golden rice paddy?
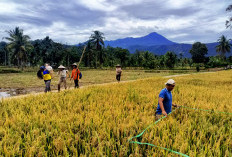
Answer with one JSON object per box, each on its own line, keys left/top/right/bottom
{"left": 0, "top": 70, "right": 231, "bottom": 156}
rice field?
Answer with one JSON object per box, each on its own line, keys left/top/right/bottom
{"left": 0, "top": 70, "right": 231, "bottom": 156}
{"left": 0, "top": 69, "right": 174, "bottom": 89}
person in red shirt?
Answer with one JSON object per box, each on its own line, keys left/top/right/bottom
{"left": 70, "top": 63, "right": 80, "bottom": 88}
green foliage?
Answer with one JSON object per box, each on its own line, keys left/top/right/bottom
{"left": 0, "top": 42, "right": 8, "bottom": 66}
{"left": 89, "top": 31, "right": 105, "bottom": 68}
{"left": 216, "top": 35, "right": 231, "bottom": 58}
{"left": 189, "top": 42, "right": 208, "bottom": 64}
{"left": 128, "top": 50, "right": 159, "bottom": 68}
{"left": 29, "top": 37, "right": 83, "bottom": 67}
{"left": 196, "top": 64, "right": 200, "bottom": 72}
{"left": 206, "top": 56, "right": 228, "bottom": 68}
{"left": 226, "top": 4, "right": 232, "bottom": 29}
{"left": 114, "top": 48, "right": 130, "bottom": 66}
{"left": 4, "top": 27, "right": 33, "bottom": 70}
{"left": 164, "top": 51, "right": 177, "bottom": 68}
{"left": 227, "top": 56, "right": 232, "bottom": 63}
{"left": 2, "top": 28, "right": 231, "bottom": 70}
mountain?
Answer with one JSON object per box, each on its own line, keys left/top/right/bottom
{"left": 104, "top": 32, "right": 232, "bottom": 58}
{"left": 104, "top": 32, "right": 176, "bottom": 48}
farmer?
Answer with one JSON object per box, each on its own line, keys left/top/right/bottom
{"left": 57, "top": 65, "right": 69, "bottom": 92}
{"left": 116, "top": 64, "right": 122, "bottom": 83}
{"left": 155, "top": 79, "right": 178, "bottom": 121}
{"left": 70, "top": 63, "right": 81, "bottom": 88}
{"left": 39, "top": 66, "right": 52, "bottom": 92}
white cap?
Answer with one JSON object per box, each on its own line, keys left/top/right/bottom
{"left": 165, "top": 79, "right": 175, "bottom": 85}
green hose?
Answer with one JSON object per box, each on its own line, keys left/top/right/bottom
{"left": 128, "top": 106, "right": 232, "bottom": 156}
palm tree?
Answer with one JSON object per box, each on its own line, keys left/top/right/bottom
{"left": 216, "top": 35, "right": 231, "bottom": 59}
{"left": 89, "top": 31, "right": 105, "bottom": 68}
{"left": 4, "top": 27, "right": 33, "bottom": 70}
{"left": 164, "top": 51, "right": 177, "bottom": 69}
{"left": 226, "top": 4, "right": 232, "bottom": 29}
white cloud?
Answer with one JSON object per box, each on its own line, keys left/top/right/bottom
{"left": 168, "top": 33, "right": 189, "bottom": 39}
{"left": 165, "top": 0, "right": 196, "bottom": 9}
{"left": 0, "top": 0, "right": 231, "bottom": 44}
{"left": 76, "top": 0, "right": 117, "bottom": 12}
{"left": 0, "top": 2, "right": 20, "bottom": 14}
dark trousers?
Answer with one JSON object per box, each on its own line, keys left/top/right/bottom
{"left": 116, "top": 74, "right": 121, "bottom": 81}
{"left": 74, "top": 79, "right": 79, "bottom": 88}
{"left": 44, "top": 80, "right": 51, "bottom": 92}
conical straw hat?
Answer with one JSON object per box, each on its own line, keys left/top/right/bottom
{"left": 58, "top": 65, "right": 65, "bottom": 69}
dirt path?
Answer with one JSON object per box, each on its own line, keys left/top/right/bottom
{"left": 163, "top": 71, "right": 216, "bottom": 78}
{"left": 163, "top": 74, "right": 191, "bottom": 78}
{"left": 1, "top": 71, "right": 216, "bottom": 101}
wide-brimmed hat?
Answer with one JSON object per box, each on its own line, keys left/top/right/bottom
{"left": 165, "top": 79, "right": 175, "bottom": 85}
{"left": 116, "top": 64, "right": 121, "bottom": 67}
{"left": 58, "top": 65, "right": 65, "bottom": 69}
{"left": 72, "top": 63, "right": 77, "bottom": 66}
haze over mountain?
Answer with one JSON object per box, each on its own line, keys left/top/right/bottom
{"left": 104, "top": 32, "right": 232, "bottom": 58}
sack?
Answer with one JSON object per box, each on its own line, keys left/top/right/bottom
{"left": 79, "top": 72, "right": 82, "bottom": 79}
{"left": 46, "top": 66, "right": 53, "bottom": 71}
{"left": 37, "top": 70, "right": 43, "bottom": 79}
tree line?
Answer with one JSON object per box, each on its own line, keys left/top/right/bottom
{"left": 0, "top": 27, "right": 232, "bottom": 71}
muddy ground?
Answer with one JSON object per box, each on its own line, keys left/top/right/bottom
{"left": 0, "top": 82, "right": 90, "bottom": 97}
{"left": 0, "top": 86, "right": 46, "bottom": 96}
{"left": 0, "top": 84, "right": 62, "bottom": 97}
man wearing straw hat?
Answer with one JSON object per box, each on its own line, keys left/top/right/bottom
{"left": 57, "top": 65, "right": 69, "bottom": 92}
{"left": 116, "top": 64, "right": 122, "bottom": 83}
{"left": 155, "top": 79, "right": 178, "bottom": 121}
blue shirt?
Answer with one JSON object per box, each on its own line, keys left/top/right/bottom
{"left": 156, "top": 88, "right": 172, "bottom": 115}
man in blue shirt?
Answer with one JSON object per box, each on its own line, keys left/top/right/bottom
{"left": 155, "top": 79, "right": 178, "bottom": 121}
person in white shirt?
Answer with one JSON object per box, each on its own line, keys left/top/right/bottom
{"left": 116, "top": 64, "right": 122, "bottom": 83}
{"left": 57, "top": 65, "right": 69, "bottom": 91}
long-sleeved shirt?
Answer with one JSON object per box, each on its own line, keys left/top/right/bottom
{"left": 71, "top": 68, "right": 80, "bottom": 80}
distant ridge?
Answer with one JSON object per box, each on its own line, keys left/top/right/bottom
{"left": 104, "top": 32, "right": 176, "bottom": 48}
{"left": 104, "top": 32, "right": 232, "bottom": 58}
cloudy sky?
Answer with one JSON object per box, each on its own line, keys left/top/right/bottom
{"left": 0, "top": 0, "right": 231, "bottom": 44}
